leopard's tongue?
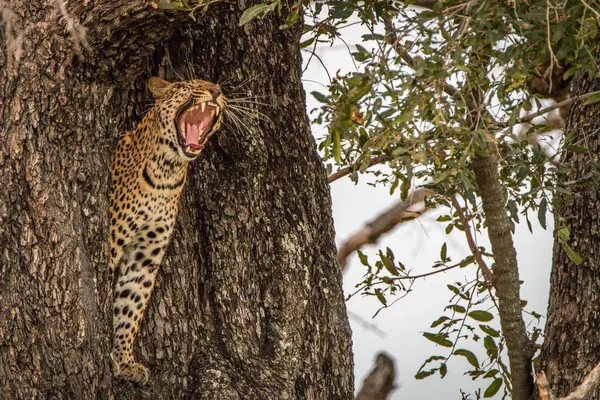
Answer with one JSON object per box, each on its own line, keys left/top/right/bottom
{"left": 185, "top": 121, "right": 207, "bottom": 152}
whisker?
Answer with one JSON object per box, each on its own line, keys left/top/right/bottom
{"left": 227, "top": 103, "right": 271, "bottom": 115}
{"left": 227, "top": 99, "right": 273, "bottom": 107}
{"left": 225, "top": 93, "right": 270, "bottom": 100}
{"left": 225, "top": 108, "right": 255, "bottom": 128}
{"left": 224, "top": 110, "right": 248, "bottom": 134}
{"left": 227, "top": 106, "right": 271, "bottom": 123}
{"left": 230, "top": 75, "right": 259, "bottom": 92}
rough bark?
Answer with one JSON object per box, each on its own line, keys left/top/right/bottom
{"left": 0, "top": 1, "right": 354, "bottom": 399}
{"left": 539, "top": 38, "right": 600, "bottom": 399}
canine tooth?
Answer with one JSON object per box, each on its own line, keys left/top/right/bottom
{"left": 201, "top": 103, "right": 206, "bottom": 112}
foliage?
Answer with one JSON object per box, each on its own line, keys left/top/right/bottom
{"left": 296, "top": 0, "right": 599, "bottom": 397}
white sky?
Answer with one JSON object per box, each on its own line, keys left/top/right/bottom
{"left": 302, "top": 22, "right": 554, "bottom": 399}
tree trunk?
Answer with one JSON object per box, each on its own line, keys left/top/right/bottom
{"left": 539, "top": 40, "right": 600, "bottom": 398}
{"left": 0, "top": 1, "right": 354, "bottom": 399}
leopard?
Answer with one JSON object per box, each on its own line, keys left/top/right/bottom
{"left": 108, "top": 77, "right": 226, "bottom": 385}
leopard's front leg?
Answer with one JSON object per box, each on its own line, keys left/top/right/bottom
{"left": 110, "top": 222, "right": 172, "bottom": 385}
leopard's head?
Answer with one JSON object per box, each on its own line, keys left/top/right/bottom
{"left": 148, "top": 77, "right": 226, "bottom": 160}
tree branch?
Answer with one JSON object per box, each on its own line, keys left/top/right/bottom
{"left": 337, "top": 188, "right": 434, "bottom": 270}
{"left": 472, "top": 152, "right": 534, "bottom": 400}
{"left": 512, "top": 90, "right": 600, "bottom": 126}
{"left": 537, "top": 363, "right": 600, "bottom": 400}
{"left": 328, "top": 155, "right": 391, "bottom": 183}
{"left": 356, "top": 353, "right": 396, "bottom": 400}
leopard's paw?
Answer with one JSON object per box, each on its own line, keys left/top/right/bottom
{"left": 114, "top": 362, "right": 150, "bottom": 386}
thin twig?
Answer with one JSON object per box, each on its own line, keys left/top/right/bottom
{"left": 389, "top": 261, "right": 465, "bottom": 281}
{"left": 328, "top": 155, "right": 391, "bottom": 183}
{"left": 581, "top": 0, "right": 600, "bottom": 21}
{"left": 450, "top": 194, "right": 494, "bottom": 284}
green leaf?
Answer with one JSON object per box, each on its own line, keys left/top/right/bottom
{"left": 483, "top": 369, "right": 499, "bottom": 378}
{"left": 423, "top": 332, "right": 453, "bottom": 347}
{"left": 483, "top": 335, "right": 498, "bottom": 357}
{"left": 329, "top": 3, "right": 354, "bottom": 19}
{"left": 430, "top": 316, "right": 450, "bottom": 328}
{"left": 285, "top": 10, "right": 299, "bottom": 26}
{"left": 415, "top": 369, "right": 437, "bottom": 379}
{"left": 440, "top": 242, "right": 447, "bottom": 261}
{"left": 300, "top": 37, "right": 315, "bottom": 49}
{"left": 484, "top": 378, "right": 503, "bottom": 398}
{"left": 446, "top": 304, "right": 466, "bottom": 313}
{"left": 355, "top": 44, "right": 368, "bottom": 53}
{"left": 375, "top": 289, "right": 387, "bottom": 305}
{"left": 239, "top": 3, "right": 271, "bottom": 26}
{"left": 583, "top": 92, "right": 600, "bottom": 105}
{"left": 170, "top": 1, "right": 185, "bottom": 10}
{"left": 332, "top": 129, "right": 341, "bottom": 163}
{"left": 563, "top": 244, "right": 583, "bottom": 265}
{"left": 538, "top": 197, "right": 547, "bottom": 230}
{"left": 479, "top": 324, "right": 500, "bottom": 338}
{"left": 468, "top": 310, "right": 494, "bottom": 322}
{"left": 454, "top": 349, "right": 480, "bottom": 368}
{"left": 439, "top": 363, "right": 447, "bottom": 378}
{"left": 558, "top": 226, "right": 570, "bottom": 242}
{"left": 357, "top": 250, "right": 369, "bottom": 266}
{"left": 565, "top": 145, "right": 587, "bottom": 154}
{"left": 381, "top": 250, "right": 399, "bottom": 276}
{"left": 311, "top": 91, "right": 330, "bottom": 104}
{"left": 157, "top": 1, "right": 174, "bottom": 9}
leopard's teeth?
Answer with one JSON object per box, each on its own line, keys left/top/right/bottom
{"left": 201, "top": 103, "right": 206, "bottom": 112}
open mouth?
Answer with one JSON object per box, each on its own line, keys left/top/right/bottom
{"left": 176, "top": 100, "right": 221, "bottom": 156}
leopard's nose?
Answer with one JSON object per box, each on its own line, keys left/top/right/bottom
{"left": 209, "top": 87, "right": 221, "bottom": 101}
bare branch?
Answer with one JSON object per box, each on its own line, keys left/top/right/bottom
{"left": 347, "top": 311, "right": 387, "bottom": 338}
{"left": 537, "top": 363, "right": 600, "bottom": 400}
{"left": 410, "top": 0, "right": 437, "bottom": 9}
{"left": 537, "top": 371, "right": 555, "bottom": 400}
{"left": 337, "top": 188, "right": 433, "bottom": 270}
{"left": 356, "top": 353, "right": 397, "bottom": 400}
{"left": 328, "top": 155, "right": 390, "bottom": 183}
{"left": 511, "top": 90, "right": 600, "bottom": 126}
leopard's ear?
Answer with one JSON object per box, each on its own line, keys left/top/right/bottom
{"left": 148, "top": 77, "right": 172, "bottom": 100}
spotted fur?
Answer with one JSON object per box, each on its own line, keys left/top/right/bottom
{"left": 109, "top": 77, "right": 226, "bottom": 385}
